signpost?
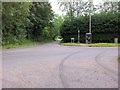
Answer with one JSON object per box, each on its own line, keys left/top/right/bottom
{"left": 71, "top": 38, "right": 74, "bottom": 43}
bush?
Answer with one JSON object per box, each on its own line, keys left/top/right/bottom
{"left": 60, "top": 13, "right": 120, "bottom": 43}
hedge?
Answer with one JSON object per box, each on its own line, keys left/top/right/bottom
{"left": 60, "top": 13, "right": 120, "bottom": 43}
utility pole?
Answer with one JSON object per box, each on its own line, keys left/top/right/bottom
{"left": 86, "top": 0, "right": 93, "bottom": 44}
{"left": 78, "top": 30, "right": 80, "bottom": 43}
{"left": 89, "top": 0, "right": 92, "bottom": 33}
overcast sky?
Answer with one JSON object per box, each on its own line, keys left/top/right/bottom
{"left": 49, "top": 0, "right": 103, "bottom": 15}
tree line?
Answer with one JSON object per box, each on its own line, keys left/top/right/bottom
{"left": 2, "top": 1, "right": 120, "bottom": 45}
{"left": 2, "top": 2, "right": 58, "bottom": 45}
{"left": 59, "top": 1, "right": 120, "bottom": 43}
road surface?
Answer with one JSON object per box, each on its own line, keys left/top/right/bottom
{"left": 2, "top": 42, "right": 118, "bottom": 88}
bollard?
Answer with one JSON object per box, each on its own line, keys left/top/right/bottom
{"left": 114, "top": 38, "right": 118, "bottom": 43}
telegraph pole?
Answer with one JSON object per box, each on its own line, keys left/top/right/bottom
{"left": 89, "top": 0, "right": 92, "bottom": 33}
{"left": 78, "top": 30, "right": 80, "bottom": 43}
{"left": 86, "top": 0, "right": 93, "bottom": 44}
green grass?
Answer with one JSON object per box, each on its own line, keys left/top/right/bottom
{"left": 3, "top": 39, "right": 53, "bottom": 49}
{"left": 60, "top": 43, "right": 87, "bottom": 46}
{"left": 88, "top": 43, "right": 120, "bottom": 47}
{"left": 60, "top": 43, "right": 120, "bottom": 47}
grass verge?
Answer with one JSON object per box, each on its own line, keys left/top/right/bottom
{"left": 60, "top": 43, "right": 120, "bottom": 47}
{"left": 3, "top": 39, "right": 53, "bottom": 49}
{"left": 88, "top": 43, "right": 120, "bottom": 47}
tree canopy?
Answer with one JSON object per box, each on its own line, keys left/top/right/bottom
{"left": 60, "top": 1, "right": 120, "bottom": 43}
{"left": 2, "top": 1, "right": 120, "bottom": 45}
{"left": 2, "top": 2, "right": 54, "bottom": 45}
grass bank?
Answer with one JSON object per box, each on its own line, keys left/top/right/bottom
{"left": 60, "top": 43, "right": 120, "bottom": 47}
{"left": 3, "top": 39, "right": 53, "bottom": 49}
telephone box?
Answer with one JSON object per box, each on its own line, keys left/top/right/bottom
{"left": 86, "top": 33, "right": 92, "bottom": 44}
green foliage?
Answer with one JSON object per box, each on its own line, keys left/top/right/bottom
{"left": 0, "top": 1, "right": 2, "bottom": 47}
{"left": 3, "top": 39, "right": 53, "bottom": 49}
{"left": 60, "top": 43, "right": 120, "bottom": 47}
{"left": 60, "top": 13, "right": 119, "bottom": 43}
{"left": 2, "top": 2, "right": 32, "bottom": 45}
{"left": 2, "top": 2, "right": 54, "bottom": 46}
{"left": 42, "top": 27, "right": 51, "bottom": 38}
{"left": 3, "top": 40, "right": 38, "bottom": 49}
{"left": 51, "top": 15, "right": 63, "bottom": 39}
{"left": 27, "top": 2, "right": 54, "bottom": 41}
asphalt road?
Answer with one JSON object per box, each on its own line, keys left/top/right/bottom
{"left": 2, "top": 42, "right": 118, "bottom": 88}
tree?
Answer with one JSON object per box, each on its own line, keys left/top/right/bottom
{"left": 59, "top": 0, "right": 94, "bottom": 17}
{"left": 60, "top": 13, "right": 119, "bottom": 43}
{"left": 2, "top": 2, "right": 32, "bottom": 45}
{"left": 28, "top": 2, "right": 54, "bottom": 41}
{"left": 0, "top": 1, "right": 2, "bottom": 46}
{"left": 51, "top": 14, "right": 63, "bottom": 39}
{"left": 2, "top": 2, "right": 54, "bottom": 45}
{"left": 94, "top": 1, "right": 119, "bottom": 14}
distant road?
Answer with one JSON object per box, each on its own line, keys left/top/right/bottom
{"left": 2, "top": 42, "right": 118, "bottom": 88}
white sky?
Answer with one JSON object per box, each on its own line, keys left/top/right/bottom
{"left": 49, "top": 0, "right": 103, "bottom": 15}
